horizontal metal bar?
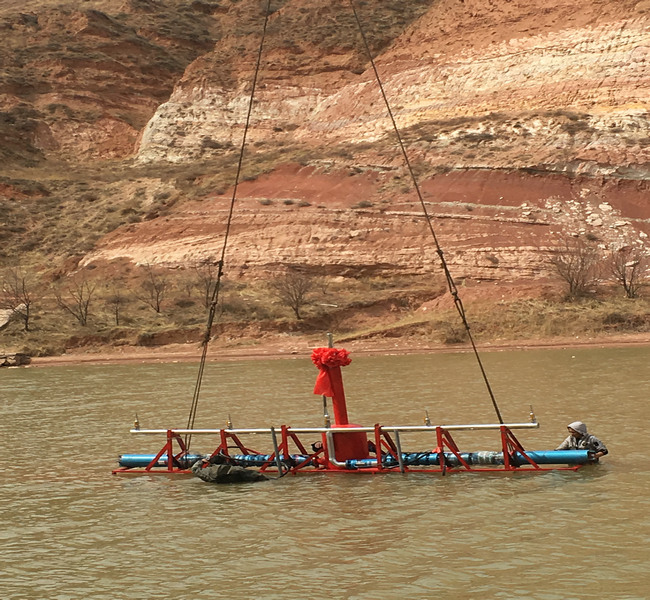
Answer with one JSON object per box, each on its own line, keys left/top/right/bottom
{"left": 130, "top": 422, "right": 539, "bottom": 435}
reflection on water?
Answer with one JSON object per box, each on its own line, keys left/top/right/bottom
{"left": 1, "top": 346, "right": 649, "bottom": 599}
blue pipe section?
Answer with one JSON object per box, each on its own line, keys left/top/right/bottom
{"left": 230, "top": 454, "right": 313, "bottom": 467}
{"left": 119, "top": 450, "right": 589, "bottom": 469}
{"left": 345, "top": 450, "right": 591, "bottom": 469}
{"left": 118, "top": 454, "right": 206, "bottom": 468}
{"left": 514, "top": 450, "right": 591, "bottom": 465}
{"left": 117, "top": 453, "right": 310, "bottom": 468}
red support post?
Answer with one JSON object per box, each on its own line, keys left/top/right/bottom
{"left": 500, "top": 426, "right": 540, "bottom": 470}
{"left": 146, "top": 441, "right": 170, "bottom": 472}
{"left": 329, "top": 366, "right": 349, "bottom": 426}
{"left": 380, "top": 431, "right": 398, "bottom": 463}
{"left": 436, "top": 427, "right": 472, "bottom": 471}
{"left": 287, "top": 430, "right": 309, "bottom": 455}
{"left": 170, "top": 432, "right": 189, "bottom": 467}
{"left": 217, "top": 429, "right": 230, "bottom": 457}
{"left": 374, "top": 424, "right": 383, "bottom": 471}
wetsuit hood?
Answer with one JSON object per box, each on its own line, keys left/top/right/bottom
{"left": 568, "top": 421, "right": 587, "bottom": 436}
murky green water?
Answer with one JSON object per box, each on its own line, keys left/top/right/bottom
{"left": 1, "top": 347, "right": 649, "bottom": 599}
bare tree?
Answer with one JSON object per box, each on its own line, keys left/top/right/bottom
{"left": 136, "top": 264, "right": 169, "bottom": 313}
{"left": 0, "top": 266, "right": 37, "bottom": 331}
{"left": 548, "top": 236, "right": 602, "bottom": 299}
{"left": 106, "top": 284, "right": 126, "bottom": 326}
{"left": 193, "top": 262, "right": 221, "bottom": 309}
{"left": 608, "top": 246, "right": 648, "bottom": 299}
{"left": 269, "top": 269, "right": 317, "bottom": 320}
{"left": 55, "top": 276, "right": 96, "bottom": 326}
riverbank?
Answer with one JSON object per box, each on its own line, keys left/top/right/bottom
{"left": 29, "top": 331, "right": 650, "bottom": 367}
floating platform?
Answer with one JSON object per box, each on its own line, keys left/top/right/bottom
{"left": 113, "top": 348, "right": 595, "bottom": 478}
{"left": 113, "top": 423, "right": 593, "bottom": 476}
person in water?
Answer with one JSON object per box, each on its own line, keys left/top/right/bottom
{"left": 191, "top": 454, "right": 268, "bottom": 483}
{"left": 556, "top": 421, "right": 608, "bottom": 460}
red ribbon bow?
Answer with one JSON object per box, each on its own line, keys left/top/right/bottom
{"left": 311, "top": 347, "right": 351, "bottom": 397}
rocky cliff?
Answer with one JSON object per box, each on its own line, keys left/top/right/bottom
{"left": 1, "top": 0, "right": 649, "bottom": 286}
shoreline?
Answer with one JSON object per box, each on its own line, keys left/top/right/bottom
{"left": 27, "top": 332, "right": 650, "bottom": 368}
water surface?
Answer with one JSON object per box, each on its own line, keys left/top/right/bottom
{"left": 1, "top": 347, "right": 648, "bottom": 599}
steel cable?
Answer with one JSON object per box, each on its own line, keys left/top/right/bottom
{"left": 347, "top": 0, "right": 504, "bottom": 423}
{"left": 186, "top": 0, "right": 504, "bottom": 451}
{"left": 185, "top": 0, "right": 274, "bottom": 451}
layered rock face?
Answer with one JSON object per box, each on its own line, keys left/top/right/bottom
{"left": 115, "top": 0, "right": 649, "bottom": 281}
{"left": 1, "top": 0, "right": 649, "bottom": 284}
{"left": 137, "top": 0, "right": 650, "bottom": 176}
{"left": 83, "top": 162, "right": 649, "bottom": 282}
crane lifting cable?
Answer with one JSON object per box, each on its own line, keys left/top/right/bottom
{"left": 184, "top": 0, "right": 274, "bottom": 452}
{"left": 347, "top": 0, "right": 503, "bottom": 423}
{"left": 186, "top": 0, "right": 504, "bottom": 452}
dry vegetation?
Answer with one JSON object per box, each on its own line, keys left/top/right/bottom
{"left": 2, "top": 260, "right": 649, "bottom": 358}
{"left": 0, "top": 269, "right": 438, "bottom": 355}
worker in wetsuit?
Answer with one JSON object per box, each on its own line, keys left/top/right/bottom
{"left": 556, "top": 421, "right": 608, "bottom": 461}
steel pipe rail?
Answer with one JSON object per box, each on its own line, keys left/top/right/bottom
{"left": 129, "top": 422, "right": 540, "bottom": 435}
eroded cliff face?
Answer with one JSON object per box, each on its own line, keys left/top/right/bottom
{"left": 82, "top": 162, "right": 650, "bottom": 282}
{"left": 137, "top": 0, "right": 650, "bottom": 176}
{"left": 1, "top": 0, "right": 649, "bottom": 285}
{"left": 0, "top": 0, "right": 223, "bottom": 163}
{"left": 113, "top": 0, "right": 650, "bottom": 281}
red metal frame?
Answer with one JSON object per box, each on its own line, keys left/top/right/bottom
{"left": 111, "top": 429, "right": 191, "bottom": 474}
{"left": 500, "top": 425, "right": 539, "bottom": 470}
{"left": 113, "top": 425, "right": 582, "bottom": 476}
{"left": 435, "top": 426, "right": 471, "bottom": 473}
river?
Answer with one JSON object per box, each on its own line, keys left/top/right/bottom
{"left": 1, "top": 346, "right": 648, "bottom": 599}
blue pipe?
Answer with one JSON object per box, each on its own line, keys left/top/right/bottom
{"left": 513, "top": 450, "right": 591, "bottom": 466}
{"left": 345, "top": 450, "right": 591, "bottom": 469}
{"left": 118, "top": 454, "right": 206, "bottom": 468}
{"left": 119, "top": 449, "right": 590, "bottom": 469}
{"left": 117, "top": 453, "right": 310, "bottom": 468}
{"left": 230, "top": 454, "right": 313, "bottom": 467}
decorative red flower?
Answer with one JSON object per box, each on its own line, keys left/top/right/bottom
{"left": 311, "top": 347, "right": 351, "bottom": 398}
{"left": 311, "top": 347, "right": 351, "bottom": 369}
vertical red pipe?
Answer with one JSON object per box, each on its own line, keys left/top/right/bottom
{"left": 328, "top": 366, "right": 349, "bottom": 425}
{"left": 312, "top": 347, "right": 368, "bottom": 462}
{"left": 374, "top": 424, "right": 382, "bottom": 471}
